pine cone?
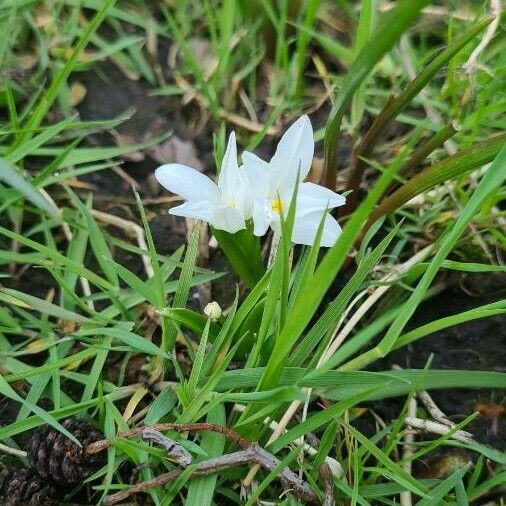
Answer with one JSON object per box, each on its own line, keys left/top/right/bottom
{"left": 27, "top": 418, "right": 104, "bottom": 483}
{"left": 0, "top": 468, "right": 56, "bottom": 506}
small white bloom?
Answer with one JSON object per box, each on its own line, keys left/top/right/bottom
{"left": 242, "top": 115, "right": 346, "bottom": 247}
{"left": 204, "top": 301, "right": 222, "bottom": 320}
{"left": 155, "top": 132, "right": 251, "bottom": 233}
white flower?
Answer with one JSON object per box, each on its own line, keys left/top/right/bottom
{"left": 155, "top": 132, "right": 251, "bottom": 233}
{"left": 204, "top": 301, "right": 222, "bottom": 320}
{"left": 242, "top": 115, "right": 346, "bottom": 247}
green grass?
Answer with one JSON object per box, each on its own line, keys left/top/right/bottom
{"left": 0, "top": 1, "right": 505, "bottom": 505}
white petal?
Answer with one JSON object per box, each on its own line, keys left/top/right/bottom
{"left": 270, "top": 115, "right": 314, "bottom": 190}
{"left": 251, "top": 198, "right": 272, "bottom": 237}
{"left": 291, "top": 211, "right": 341, "bottom": 247}
{"left": 298, "top": 182, "right": 346, "bottom": 212}
{"left": 212, "top": 205, "right": 246, "bottom": 233}
{"left": 320, "top": 214, "right": 342, "bottom": 247}
{"left": 217, "top": 132, "right": 240, "bottom": 203}
{"left": 235, "top": 176, "right": 253, "bottom": 219}
{"left": 242, "top": 151, "right": 271, "bottom": 198}
{"left": 156, "top": 164, "right": 219, "bottom": 203}
{"left": 169, "top": 201, "right": 214, "bottom": 222}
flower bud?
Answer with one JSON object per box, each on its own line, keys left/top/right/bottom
{"left": 204, "top": 301, "right": 222, "bottom": 320}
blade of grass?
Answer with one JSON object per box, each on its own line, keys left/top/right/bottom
{"left": 341, "top": 144, "right": 506, "bottom": 371}
{"left": 323, "top": 0, "right": 430, "bottom": 188}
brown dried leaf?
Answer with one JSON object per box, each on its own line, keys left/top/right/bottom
{"left": 307, "top": 157, "right": 324, "bottom": 184}
{"left": 110, "top": 131, "right": 146, "bottom": 161}
{"left": 69, "top": 81, "right": 87, "bottom": 107}
{"left": 148, "top": 135, "right": 203, "bottom": 170}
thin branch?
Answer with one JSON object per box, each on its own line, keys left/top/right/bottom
{"left": 405, "top": 417, "right": 474, "bottom": 443}
{"left": 400, "top": 398, "right": 417, "bottom": 506}
{"left": 141, "top": 427, "right": 192, "bottom": 466}
{"left": 392, "top": 365, "right": 473, "bottom": 435}
{"left": 463, "top": 0, "right": 501, "bottom": 76}
{"left": 0, "top": 442, "right": 27, "bottom": 458}
{"left": 416, "top": 390, "right": 453, "bottom": 428}
{"left": 86, "top": 422, "right": 250, "bottom": 455}
{"left": 103, "top": 444, "right": 318, "bottom": 505}
{"left": 233, "top": 404, "right": 343, "bottom": 478}
{"left": 319, "top": 463, "right": 335, "bottom": 506}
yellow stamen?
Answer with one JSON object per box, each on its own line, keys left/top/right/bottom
{"left": 271, "top": 198, "right": 282, "bottom": 213}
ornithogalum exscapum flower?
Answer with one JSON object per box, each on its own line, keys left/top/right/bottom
{"left": 155, "top": 132, "right": 251, "bottom": 233}
{"left": 155, "top": 115, "right": 346, "bottom": 247}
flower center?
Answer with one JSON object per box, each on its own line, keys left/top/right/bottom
{"left": 271, "top": 198, "right": 283, "bottom": 214}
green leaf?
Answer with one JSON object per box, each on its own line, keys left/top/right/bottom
{"left": 323, "top": 0, "right": 430, "bottom": 185}
{"left": 212, "top": 226, "right": 265, "bottom": 289}
{"left": 0, "top": 287, "right": 94, "bottom": 323}
{"left": 159, "top": 308, "right": 220, "bottom": 341}
{"left": 76, "top": 327, "right": 168, "bottom": 358}
{"left": 269, "top": 388, "right": 378, "bottom": 453}
{"left": 0, "top": 159, "right": 57, "bottom": 217}
{"left": 0, "top": 375, "right": 81, "bottom": 446}
{"left": 342, "top": 143, "right": 506, "bottom": 371}
{"left": 185, "top": 404, "right": 226, "bottom": 506}
{"left": 415, "top": 466, "right": 468, "bottom": 506}
{"left": 10, "top": 0, "right": 117, "bottom": 150}
{"left": 341, "top": 421, "right": 429, "bottom": 499}
{"left": 368, "top": 133, "right": 506, "bottom": 225}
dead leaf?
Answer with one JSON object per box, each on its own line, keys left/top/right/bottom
{"left": 307, "top": 157, "right": 324, "bottom": 184}
{"left": 69, "top": 81, "right": 87, "bottom": 107}
{"left": 148, "top": 135, "right": 203, "bottom": 170}
{"left": 110, "top": 131, "right": 146, "bottom": 162}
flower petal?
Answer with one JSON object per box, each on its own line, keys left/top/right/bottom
{"left": 169, "top": 201, "right": 214, "bottom": 222}
{"left": 156, "top": 164, "right": 219, "bottom": 203}
{"left": 270, "top": 115, "right": 314, "bottom": 190}
{"left": 212, "top": 205, "right": 246, "bottom": 233}
{"left": 298, "top": 182, "right": 346, "bottom": 212}
{"left": 242, "top": 151, "right": 271, "bottom": 198}
{"left": 251, "top": 198, "right": 272, "bottom": 237}
{"left": 291, "top": 211, "right": 341, "bottom": 247}
{"left": 217, "top": 132, "right": 239, "bottom": 202}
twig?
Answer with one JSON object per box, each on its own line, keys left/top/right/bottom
{"left": 233, "top": 404, "right": 343, "bottom": 478}
{"left": 141, "top": 427, "right": 192, "bottom": 466}
{"left": 103, "top": 444, "right": 318, "bottom": 505}
{"left": 405, "top": 417, "right": 474, "bottom": 443}
{"left": 391, "top": 365, "right": 471, "bottom": 433}
{"left": 86, "top": 422, "right": 249, "bottom": 455}
{"left": 0, "top": 442, "right": 27, "bottom": 458}
{"left": 319, "top": 463, "right": 335, "bottom": 506}
{"left": 416, "top": 390, "right": 453, "bottom": 428}
{"left": 463, "top": 0, "right": 501, "bottom": 76}
{"left": 400, "top": 398, "right": 417, "bottom": 506}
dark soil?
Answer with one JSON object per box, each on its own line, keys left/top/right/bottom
{"left": 371, "top": 273, "right": 506, "bottom": 450}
